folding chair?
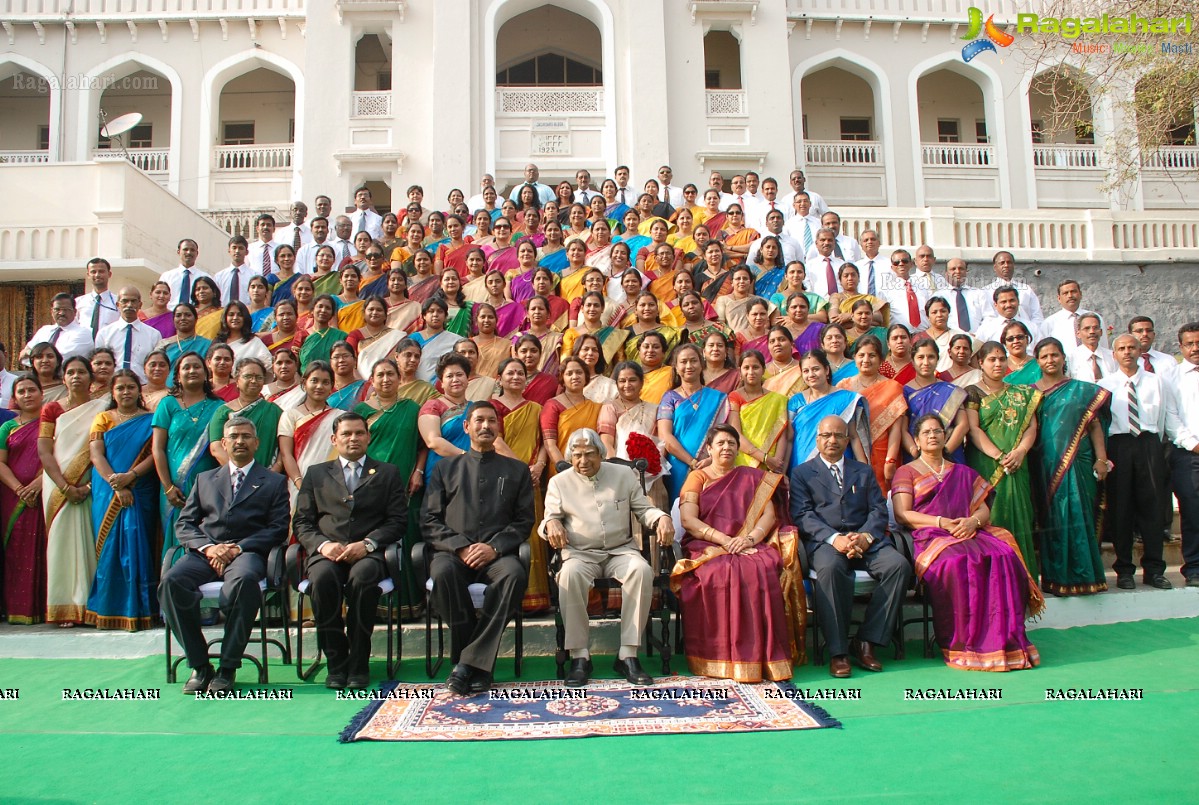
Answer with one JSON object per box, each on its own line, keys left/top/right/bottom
{"left": 891, "top": 524, "right": 936, "bottom": 659}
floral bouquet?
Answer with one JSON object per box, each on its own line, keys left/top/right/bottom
{"left": 625, "top": 431, "right": 663, "bottom": 477}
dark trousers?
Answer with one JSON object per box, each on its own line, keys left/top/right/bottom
{"left": 1108, "top": 433, "right": 1168, "bottom": 578}
{"left": 307, "top": 554, "right": 385, "bottom": 676}
{"left": 1171, "top": 448, "right": 1199, "bottom": 579}
{"left": 158, "top": 551, "right": 266, "bottom": 671}
{"left": 808, "top": 540, "right": 911, "bottom": 657}
{"left": 429, "top": 552, "right": 527, "bottom": 672}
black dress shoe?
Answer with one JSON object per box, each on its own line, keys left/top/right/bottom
{"left": 1115, "top": 575, "right": 1136, "bottom": 590}
{"left": 614, "top": 656, "right": 653, "bottom": 686}
{"left": 182, "top": 664, "right": 215, "bottom": 694}
{"left": 347, "top": 674, "right": 370, "bottom": 691}
{"left": 468, "top": 671, "right": 494, "bottom": 695}
{"left": 325, "top": 672, "right": 348, "bottom": 691}
{"left": 207, "top": 668, "right": 237, "bottom": 694}
{"left": 1145, "top": 574, "right": 1174, "bottom": 590}
{"left": 565, "top": 658, "right": 593, "bottom": 687}
{"left": 446, "top": 663, "right": 474, "bottom": 696}
{"left": 1186, "top": 576, "right": 1199, "bottom": 588}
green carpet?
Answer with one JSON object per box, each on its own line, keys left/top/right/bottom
{"left": 2, "top": 618, "right": 1197, "bottom": 803}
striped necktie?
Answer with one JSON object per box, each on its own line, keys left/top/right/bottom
{"left": 1127, "top": 380, "right": 1141, "bottom": 436}
{"left": 867, "top": 260, "right": 876, "bottom": 295}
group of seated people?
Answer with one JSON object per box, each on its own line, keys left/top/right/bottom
{"left": 3, "top": 167, "right": 1198, "bottom": 693}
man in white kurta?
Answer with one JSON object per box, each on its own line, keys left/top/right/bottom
{"left": 540, "top": 429, "right": 673, "bottom": 687}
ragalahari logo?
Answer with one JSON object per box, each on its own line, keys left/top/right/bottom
{"left": 961, "top": 7, "right": 1015, "bottom": 61}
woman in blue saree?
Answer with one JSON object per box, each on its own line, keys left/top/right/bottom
{"left": 656, "top": 343, "right": 729, "bottom": 503}
{"left": 410, "top": 297, "right": 464, "bottom": 382}
{"left": 150, "top": 352, "right": 221, "bottom": 555}
{"left": 85, "top": 370, "right": 158, "bottom": 631}
{"left": 902, "top": 340, "right": 970, "bottom": 464}
{"left": 269, "top": 243, "right": 301, "bottom": 306}
{"left": 821, "top": 324, "right": 859, "bottom": 384}
{"left": 160, "top": 303, "right": 212, "bottom": 385}
{"left": 327, "top": 340, "right": 367, "bottom": 410}
{"left": 417, "top": 353, "right": 473, "bottom": 477}
{"left": 787, "top": 349, "right": 869, "bottom": 469}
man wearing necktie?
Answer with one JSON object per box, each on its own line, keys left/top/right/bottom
{"left": 95, "top": 287, "right": 159, "bottom": 382}
{"left": 878, "top": 249, "right": 928, "bottom": 331}
{"left": 1098, "top": 335, "right": 1180, "bottom": 591}
{"left": 214, "top": 236, "right": 249, "bottom": 305}
{"left": 294, "top": 412, "right": 407, "bottom": 690}
{"left": 854, "top": 229, "right": 886, "bottom": 298}
{"left": 1042, "top": 279, "right": 1108, "bottom": 349}
{"left": 246, "top": 214, "right": 279, "bottom": 279}
{"left": 1129, "top": 316, "right": 1177, "bottom": 383}
{"left": 1068, "top": 313, "right": 1117, "bottom": 382}
{"left": 76, "top": 258, "right": 118, "bottom": 337}
{"left": 160, "top": 239, "right": 213, "bottom": 310}
{"left": 912, "top": 245, "right": 946, "bottom": 292}
{"left": 351, "top": 186, "right": 384, "bottom": 240}
{"left": 804, "top": 229, "right": 844, "bottom": 298}
{"left": 23, "top": 293, "right": 94, "bottom": 363}
{"left": 1170, "top": 323, "right": 1199, "bottom": 588}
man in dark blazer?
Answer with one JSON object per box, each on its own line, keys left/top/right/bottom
{"left": 159, "top": 416, "right": 290, "bottom": 694}
{"left": 293, "top": 411, "right": 407, "bottom": 690}
{"left": 789, "top": 415, "right": 912, "bottom": 678}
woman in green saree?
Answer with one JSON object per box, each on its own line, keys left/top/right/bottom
{"left": 965, "top": 340, "right": 1042, "bottom": 579}
{"left": 1031, "top": 337, "right": 1111, "bottom": 595}
{"left": 1002, "top": 320, "right": 1041, "bottom": 384}
{"left": 297, "top": 295, "right": 347, "bottom": 371}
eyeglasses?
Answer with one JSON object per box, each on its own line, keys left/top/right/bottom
{"left": 1004, "top": 334, "right": 1030, "bottom": 343}
{"left": 919, "top": 428, "right": 946, "bottom": 437}
{"left": 892, "top": 258, "right": 911, "bottom": 266}
{"left": 729, "top": 210, "right": 743, "bottom": 215}
{"left": 494, "top": 224, "right": 511, "bottom": 230}
{"left": 366, "top": 253, "right": 384, "bottom": 259}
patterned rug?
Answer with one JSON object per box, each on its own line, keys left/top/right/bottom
{"left": 339, "top": 677, "right": 841, "bottom": 742}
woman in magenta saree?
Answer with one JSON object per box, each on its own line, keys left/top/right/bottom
{"left": 0, "top": 376, "right": 47, "bottom": 623}
{"left": 892, "top": 414, "right": 1044, "bottom": 672}
{"left": 671, "top": 425, "right": 805, "bottom": 681}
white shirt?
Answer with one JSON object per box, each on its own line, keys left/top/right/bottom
{"left": 273, "top": 223, "right": 313, "bottom": 249}
{"left": 212, "top": 263, "right": 256, "bottom": 304}
{"left": 1171, "top": 361, "right": 1199, "bottom": 451}
{"left": 0, "top": 369, "right": 14, "bottom": 407}
{"left": 247, "top": 240, "right": 281, "bottom": 278}
{"left": 877, "top": 273, "right": 930, "bottom": 331}
{"left": 160, "top": 265, "right": 214, "bottom": 308}
{"left": 910, "top": 268, "right": 950, "bottom": 294}
{"left": 612, "top": 184, "right": 637, "bottom": 206}
{"left": 26, "top": 321, "right": 94, "bottom": 361}
{"left": 983, "top": 276, "right": 1044, "bottom": 326}
{"left": 96, "top": 318, "right": 161, "bottom": 381}
{"left": 294, "top": 240, "right": 329, "bottom": 275}
{"left": 783, "top": 215, "right": 822, "bottom": 251}
{"left": 748, "top": 198, "right": 791, "bottom": 231}
{"left": 747, "top": 232, "right": 803, "bottom": 267}
{"left": 1042, "top": 308, "right": 1107, "bottom": 349}
{"left": 228, "top": 459, "right": 257, "bottom": 496}
{"left": 932, "top": 285, "right": 990, "bottom": 335}
{"left": 780, "top": 189, "right": 829, "bottom": 217}
{"left": 853, "top": 256, "right": 890, "bottom": 298}
{"left": 466, "top": 192, "right": 491, "bottom": 214}
{"left": 509, "top": 182, "right": 556, "bottom": 205}
{"left": 572, "top": 188, "right": 601, "bottom": 204}
{"left": 719, "top": 193, "right": 755, "bottom": 213}
{"left": 1069, "top": 344, "right": 1118, "bottom": 383}
{"left": 325, "top": 237, "right": 356, "bottom": 267}
{"left": 974, "top": 315, "right": 1040, "bottom": 345}
{"left": 1099, "top": 368, "right": 1180, "bottom": 438}
{"left": 804, "top": 254, "right": 846, "bottom": 298}
{"left": 659, "top": 184, "right": 685, "bottom": 209}
{"left": 348, "top": 209, "right": 384, "bottom": 240}
{"left": 1142, "top": 349, "right": 1179, "bottom": 387}
{"left": 805, "top": 235, "right": 863, "bottom": 264}
{"left": 76, "top": 290, "right": 118, "bottom": 334}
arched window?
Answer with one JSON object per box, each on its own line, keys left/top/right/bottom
{"left": 497, "top": 52, "right": 601, "bottom": 86}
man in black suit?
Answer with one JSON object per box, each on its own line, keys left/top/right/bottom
{"left": 159, "top": 416, "right": 290, "bottom": 694}
{"left": 423, "top": 401, "right": 534, "bottom": 696}
{"left": 790, "top": 415, "right": 912, "bottom": 678}
{"left": 293, "top": 411, "right": 407, "bottom": 690}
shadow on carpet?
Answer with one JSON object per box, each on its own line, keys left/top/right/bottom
{"left": 340, "top": 677, "right": 841, "bottom": 742}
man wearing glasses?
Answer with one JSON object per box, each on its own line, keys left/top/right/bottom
{"left": 876, "top": 249, "right": 930, "bottom": 331}
{"left": 656, "top": 165, "right": 684, "bottom": 208}
{"left": 975, "top": 286, "right": 1041, "bottom": 344}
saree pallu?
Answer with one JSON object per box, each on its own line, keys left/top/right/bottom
{"left": 361, "top": 274, "right": 389, "bottom": 298}
{"left": 498, "top": 400, "right": 550, "bottom": 613}
{"left": 715, "top": 296, "right": 752, "bottom": 335}
{"left": 733, "top": 392, "right": 789, "bottom": 469}
{"left": 269, "top": 384, "right": 306, "bottom": 409}
{"left": 659, "top": 387, "right": 728, "bottom": 501}
{"left": 474, "top": 336, "right": 514, "bottom": 381}
{"left": 289, "top": 407, "right": 338, "bottom": 511}
{"left": 640, "top": 367, "right": 674, "bottom": 406}
{"left": 793, "top": 321, "right": 826, "bottom": 354}
{"left": 966, "top": 383, "right": 1042, "bottom": 579}
{"left": 397, "top": 380, "right": 440, "bottom": 406}
{"left": 270, "top": 273, "right": 300, "bottom": 306}
{"left": 755, "top": 267, "right": 785, "bottom": 298}
{"left": 842, "top": 378, "right": 907, "bottom": 492}
{"left": 508, "top": 268, "right": 537, "bottom": 303}
{"left": 683, "top": 322, "right": 732, "bottom": 348}
{"left": 152, "top": 395, "right": 221, "bottom": 555}
{"left": 670, "top": 467, "right": 804, "bottom": 680}
{"left": 2, "top": 420, "right": 47, "bottom": 623}
{"left": 407, "top": 276, "right": 441, "bottom": 304}
{"left": 465, "top": 376, "right": 498, "bottom": 402}
{"left": 561, "top": 326, "right": 628, "bottom": 368}
{"left": 493, "top": 301, "right": 527, "bottom": 337}
{"left": 696, "top": 211, "right": 727, "bottom": 232}
{"left": 1005, "top": 360, "right": 1042, "bottom": 385}
{"left": 194, "top": 309, "right": 223, "bottom": 340}
{"left": 705, "top": 368, "right": 742, "bottom": 395}
{"left": 523, "top": 372, "right": 559, "bottom": 406}
{"left": 424, "top": 401, "right": 470, "bottom": 477}
{"left": 892, "top": 463, "right": 1042, "bottom": 671}
{"left": 213, "top": 383, "right": 239, "bottom": 402}
{"left": 880, "top": 361, "right": 916, "bottom": 385}
{"left": 537, "top": 248, "right": 570, "bottom": 274}
{"left": 251, "top": 308, "right": 275, "bottom": 333}
{"left": 619, "top": 234, "right": 651, "bottom": 258}
{"left": 647, "top": 267, "right": 679, "bottom": 306}
{"left": 43, "top": 397, "right": 109, "bottom": 624}
{"left": 903, "top": 382, "right": 969, "bottom": 463}
{"left": 437, "top": 243, "right": 471, "bottom": 277}
{"left": 85, "top": 414, "right": 158, "bottom": 631}
{"left": 140, "top": 310, "right": 176, "bottom": 339}
{"left": 313, "top": 271, "right": 342, "bottom": 296}
{"left": 696, "top": 269, "right": 732, "bottom": 304}
{"left": 548, "top": 399, "right": 602, "bottom": 478}
{"left": 605, "top": 202, "right": 631, "bottom": 221}
{"left": 335, "top": 300, "right": 366, "bottom": 334}
{"left": 586, "top": 243, "right": 614, "bottom": 274}
{"left": 445, "top": 304, "right": 474, "bottom": 337}
{"left": 356, "top": 329, "right": 407, "bottom": 380}
{"left": 209, "top": 399, "right": 282, "bottom": 468}
{"left": 264, "top": 331, "right": 305, "bottom": 357}
{"left": 847, "top": 326, "right": 890, "bottom": 358}
{"left": 838, "top": 294, "right": 890, "bottom": 327}
{"left": 525, "top": 330, "right": 564, "bottom": 376}
{"left": 298, "top": 327, "right": 348, "bottom": 370}
{"left": 763, "top": 362, "right": 805, "bottom": 397}
{"left": 412, "top": 330, "right": 462, "bottom": 382}
{"left": 788, "top": 390, "right": 870, "bottom": 470}
{"left": 329, "top": 380, "right": 368, "bottom": 410}
{"left": 462, "top": 275, "right": 490, "bottom": 304}
{"left": 485, "top": 245, "right": 520, "bottom": 276}
{"left": 558, "top": 268, "right": 591, "bottom": 304}
{"left": 1031, "top": 380, "right": 1111, "bottom": 596}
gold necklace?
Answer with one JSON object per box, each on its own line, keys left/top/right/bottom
{"left": 920, "top": 455, "right": 947, "bottom": 481}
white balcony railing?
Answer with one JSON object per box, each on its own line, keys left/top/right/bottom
{"left": 921, "top": 143, "right": 996, "bottom": 167}
{"left": 93, "top": 148, "right": 170, "bottom": 173}
{"left": 805, "top": 139, "right": 882, "bottom": 165}
{"left": 1141, "top": 146, "right": 1199, "bottom": 172}
{"left": 705, "top": 89, "right": 748, "bottom": 117}
{"left": 0, "top": 150, "right": 50, "bottom": 164}
{"left": 1, "top": 0, "right": 305, "bottom": 19}
{"left": 496, "top": 87, "right": 603, "bottom": 115}
{"left": 213, "top": 144, "right": 294, "bottom": 171}
{"left": 352, "top": 91, "right": 392, "bottom": 118}
{"left": 1032, "top": 144, "right": 1101, "bottom": 169}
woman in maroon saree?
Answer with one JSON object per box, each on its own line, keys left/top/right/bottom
{"left": 892, "top": 413, "right": 1044, "bottom": 672}
{"left": 672, "top": 424, "right": 805, "bottom": 682}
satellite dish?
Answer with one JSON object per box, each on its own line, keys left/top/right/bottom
{"left": 101, "top": 112, "right": 142, "bottom": 139}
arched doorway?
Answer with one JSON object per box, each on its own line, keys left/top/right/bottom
{"left": 0, "top": 66, "right": 53, "bottom": 162}
{"left": 95, "top": 69, "right": 173, "bottom": 184}
{"left": 914, "top": 63, "right": 1002, "bottom": 207}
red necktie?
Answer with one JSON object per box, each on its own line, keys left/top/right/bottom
{"left": 1143, "top": 354, "right": 1154, "bottom": 373}
{"left": 905, "top": 280, "right": 919, "bottom": 327}
{"left": 825, "top": 257, "right": 837, "bottom": 296}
